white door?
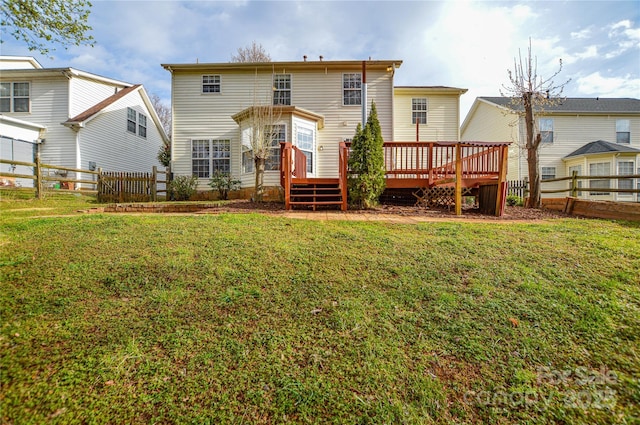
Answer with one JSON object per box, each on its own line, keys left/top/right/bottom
{"left": 295, "top": 126, "right": 315, "bottom": 177}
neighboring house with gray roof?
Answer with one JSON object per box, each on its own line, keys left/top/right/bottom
{"left": 461, "top": 96, "right": 640, "bottom": 202}
{"left": 0, "top": 56, "right": 168, "bottom": 188}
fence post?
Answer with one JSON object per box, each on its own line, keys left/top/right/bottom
{"left": 97, "top": 168, "right": 103, "bottom": 202}
{"left": 523, "top": 177, "right": 529, "bottom": 200}
{"left": 570, "top": 170, "right": 578, "bottom": 198}
{"left": 152, "top": 166, "right": 158, "bottom": 202}
{"left": 167, "top": 165, "right": 173, "bottom": 201}
{"left": 34, "top": 145, "right": 43, "bottom": 199}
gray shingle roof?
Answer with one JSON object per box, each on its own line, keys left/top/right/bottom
{"left": 481, "top": 97, "right": 640, "bottom": 113}
{"left": 564, "top": 140, "right": 640, "bottom": 158}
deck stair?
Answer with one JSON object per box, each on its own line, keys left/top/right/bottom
{"left": 289, "top": 178, "right": 343, "bottom": 210}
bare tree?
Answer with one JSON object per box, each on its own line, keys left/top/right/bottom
{"left": 246, "top": 103, "right": 282, "bottom": 202}
{"left": 231, "top": 41, "right": 271, "bottom": 63}
{"left": 149, "top": 93, "right": 172, "bottom": 167}
{"left": 501, "top": 38, "right": 570, "bottom": 208}
{"left": 149, "top": 93, "right": 171, "bottom": 136}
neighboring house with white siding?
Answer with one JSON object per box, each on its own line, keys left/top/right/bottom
{"left": 461, "top": 97, "right": 640, "bottom": 202}
{"left": 162, "top": 59, "right": 466, "bottom": 195}
{"left": 0, "top": 56, "right": 168, "bottom": 187}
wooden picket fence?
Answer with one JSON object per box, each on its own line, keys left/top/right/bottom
{"left": 94, "top": 166, "right": 170, "bottom": 202}
{"left": 0, "top": 154, "right": 169, "bottom": 202}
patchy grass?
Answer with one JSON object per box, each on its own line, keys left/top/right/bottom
{"left": 1, "top": 199, "right": 639, "bottom": 424}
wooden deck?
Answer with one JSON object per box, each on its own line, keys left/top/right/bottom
{"left": 281, "top": 141, "right": 510, "bottom": 216}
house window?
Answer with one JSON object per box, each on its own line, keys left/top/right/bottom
{"left": 539, "top": 118, "right": 554, "bottom": 143}
{"left": 192, "top": 139, "right": 230, "bottom": 178}
{"left": 412, "top": 98, "right": 428, "bottom": 124}
{"left": 266, "top": 124, "right": 285, "bottom": 170}
{"left": 541, "top": 166, "right": 556, "bottom": 180}
{"left": 138, "top": 113, "right": 147, "bottom": 138}
{"left": 242, "top": 144, "right": 254, "bottom": 173}
{"left": 589, "top": 162, "right": 610, "bottom": 195}
{"left": 343, "top": 73, "right": 362, "bottom": 106}
{"left": 568, "top": 165, "right": 583, "bottom": 195}
{"left": 0, "top": 82, "right": 30, "bottom": 112}
{"left": 618, "top": 161, "right": 634, "bottom": 195}
{"left": 273, "top": 74, "right": 291, "bottom": 105}
{"left": 616, "top": 119, "right": 630, "bottom": 144}
{"left": 127, "top": 107, "right": 137, "bottom": 133}
{"left": 296, "top": 126, "right": 314, "bottom": 173}
{"left": 202, "top": 75, "right": 221, "bottom": 93}
{"left": 241, "top": 125, "right": 285, "bottom": 173}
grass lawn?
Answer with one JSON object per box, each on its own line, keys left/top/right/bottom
{"left": 1, "top": 196, "right": 639, "bottom": 424}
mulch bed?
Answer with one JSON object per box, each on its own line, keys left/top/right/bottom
{"left": 209, "top": 200, "right": 570, "bottom": 220}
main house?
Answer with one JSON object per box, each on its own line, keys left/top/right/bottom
{"left": 162, "top": 59, "right": 469, "bottom": 197}
{"left": 461, "top": 97, "right": 640, "bottom": 202}
{"left": 0, "top": 56, "right": 168, "bottom": 187}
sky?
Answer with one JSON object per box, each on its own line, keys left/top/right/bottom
{"left": 1, "top": 0, "right": 639, "bottom": 118}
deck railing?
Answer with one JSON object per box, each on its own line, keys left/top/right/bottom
{"left": 282, "top": 140, "right": 510, "bottom": 215}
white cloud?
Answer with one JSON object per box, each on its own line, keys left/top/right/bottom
{"left": 571, "top": 28, "right": 592, "bottom": 39}
{"left": 577, "top": 72, "right": 640, "bottom": 97}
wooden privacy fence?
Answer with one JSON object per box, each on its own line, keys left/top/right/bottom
{"left": 0, "top": 155, "right": 169, "bottom": 202}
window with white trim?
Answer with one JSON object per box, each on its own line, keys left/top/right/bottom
{"left": 589, "top": 162, "right": 610, "bottom": 195}
{"left": 0, "top": 82, "right": 30, "bottom": 112}
{"left": 266, "top": 124, "right": 285, "bottom": 170}
{"left": 343, "top": 73, "right": 361, "bottom": 105}
{"left": 273, "top": 74, "right": 291, "bottom": 105}
{"left": 412, "top": 98, "right": 427, "bottom": 124}
{"left": 127, "top": 107, "right": 147, "bottom": 138}
{"left": 191, "top": 139, "right": 231, "bottom": 178}
{"left": 617, "top": 160, "right": 634, "bottom": 194}
{"left": 138, "top": 113, "right": 147, "bottom": 138}
{"left": 127, "top": 108, "right": 137, "bottom": 133}
{"left": 616, "top": 119, "right": 630, "bottom": 144}
{"left": 539, "top": 118, "right": 554, "bottom": 143}
{"left": 541, "top": 166, "right": 556, "bottom": 180}
{"left": 202, "top": 75, "right": 221, "bottom": 93}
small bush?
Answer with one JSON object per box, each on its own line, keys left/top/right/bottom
{"left": 209, "top": 171, "right": 241, "bottom": 200}
{"left": 506, "top": 194, "right": 524, "bottom": 207}
{"left": 169, "top": 175, "right": 197, "bottom": 201}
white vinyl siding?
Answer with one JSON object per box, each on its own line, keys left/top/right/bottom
{"left": 171, "top": 66, "right": 394, "bottom": 189}
{"left": 76, "top": 91, "right": 164, "bottom": 173}
{"left": 69, "top": 77, "right": 127, "bottom": 117}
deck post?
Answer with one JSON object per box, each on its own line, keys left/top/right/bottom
{"left": 455, "top": 143, "right": 462, "bottom": 216}
{"left": 494, "top": 144, "right": 509, "bottom": 216}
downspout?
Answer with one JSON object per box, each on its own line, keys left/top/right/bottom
{"left": 362, "top": 60, "right": 367, "bottom": 125}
